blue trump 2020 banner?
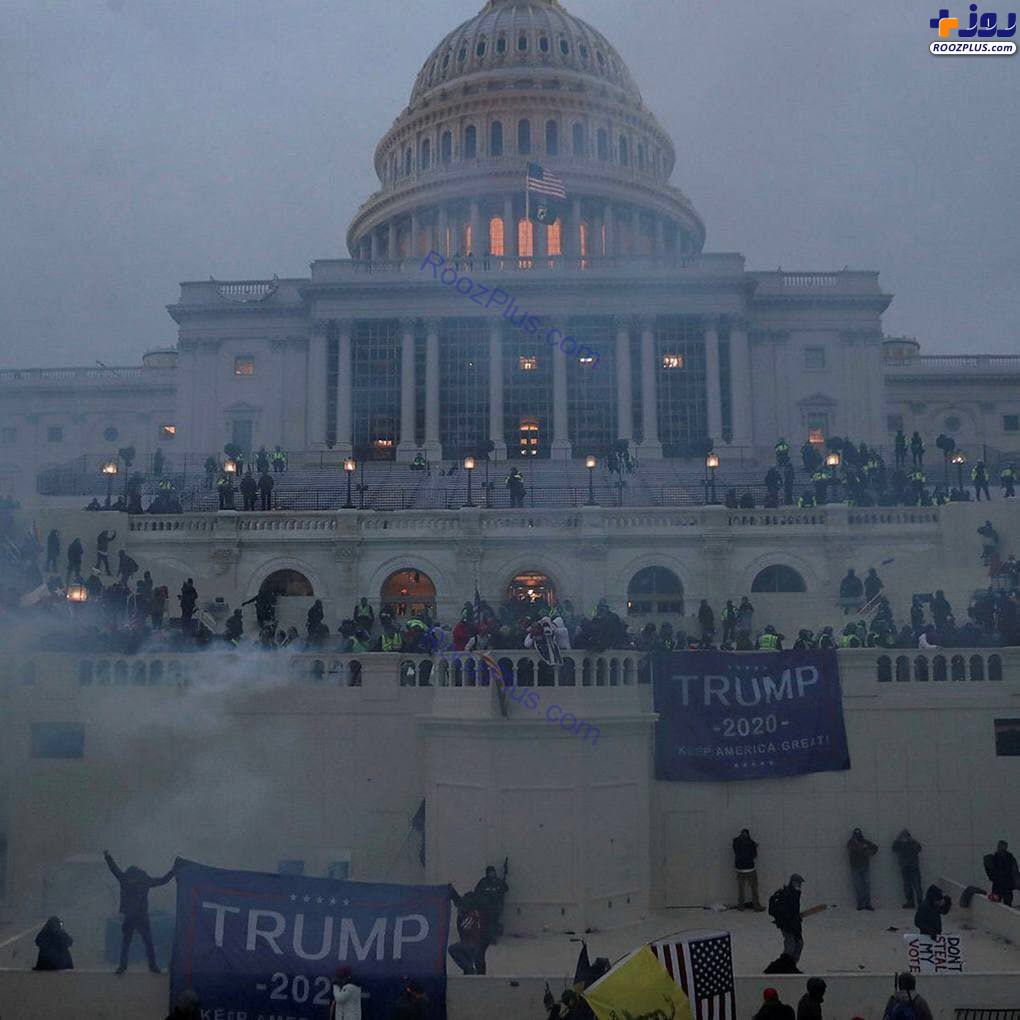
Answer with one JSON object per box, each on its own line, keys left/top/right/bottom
{"left": 170, "top": 859, "right": 451, "bottom": 1020}
{"left": 653, "top": 651, "right": 851, "bottom": 782}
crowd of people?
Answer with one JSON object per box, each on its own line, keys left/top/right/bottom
{"left": 747, "top": 432, "right": 1018, "bottom": 510}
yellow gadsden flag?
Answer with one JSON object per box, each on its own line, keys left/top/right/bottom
{"left": 582, "top": 945, "right": 690, "bottom": 1020}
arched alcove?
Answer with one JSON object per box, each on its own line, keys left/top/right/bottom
{"left": 626, "top": 566, "right": 684, "bottom": 616}
{"left": 259, "top": 569, "right": 314, "bottom": 597}
{"left": 381, "top": 569, "right": 437, "bottom": 618}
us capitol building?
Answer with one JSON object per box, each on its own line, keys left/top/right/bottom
{"left": 1, "top": 6, "right": 1020, "bottom": 1016}
{"left": 1, "top": 0, "right": 1018, "bottom": 493}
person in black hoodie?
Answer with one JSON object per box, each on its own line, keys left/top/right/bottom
{"left": 104, "top": 850, "right": 175, "bottom": 974}
{"left": 733, "top": 829, "right": 764, "bottom": 911}
{"left": 914, "top": 884, "right": 951, "bottom": 937}
{"left": 892, "top": 830, "right": 923, "bottom": 909}
{"left": 32, "top": 916, "right": 73, "bottom": 971}
{"left": 769, "top": 874, "right": 805, "bottom": 969}
{"left": 984, "top": 840, "right": 1019, "bottom": 905}
{"left": 753, "top": 988, "right": 795, "bottom": 1020}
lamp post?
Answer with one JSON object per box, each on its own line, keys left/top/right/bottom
{"left": 585, "top": 455, "right": 597, "bottom": 505}
{"left": 343, "top": 458, "right": 356, "bottom": 509}
{"left": 705, "top": 452, "right": 720, "bottom": 504}
{"left": 102, "top": 460, "right": 119, "bottom": 509}
{"left": 223, "top": 458, "right": 237, "bottom": 477}
{"left": 463, "top": 456, "right": 476, "bottom": 507}
{"left": 952, "top": 451, "right": 966, "bottom": 491}
{"left": 825, "top": 451, "right": 841, "bottom": 502}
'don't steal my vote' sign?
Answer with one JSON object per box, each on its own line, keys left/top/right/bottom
{"left": 904, "top": 932, "right": 965, "bottom": 974}
{"left": 170, "top": 859, "right": 451, "bottom": 1020}
{"left": 653, "top": 651, "right": 851, "bottom": 782}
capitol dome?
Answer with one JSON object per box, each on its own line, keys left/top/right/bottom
{"left": 409, "top": 0, "right": 643, "bottom": 107}
{"left": 347, "top": 0, "right": 705, "bottom": 260}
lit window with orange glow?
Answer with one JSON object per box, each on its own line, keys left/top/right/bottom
{"left": 464, "top": 224, "right": 473, "bottom": 255}
{"left": 234, "top": 356, "right": 255, "bottom": 376}
{"left": 519, "top": 355, "right": 538, "bottom": 371}
{"left": 579, "top": 222, "right": 588, "bottom": 257}
{"left": 518, "top": 220, "right": 534, "bottom": 257}
{"left": 662, "top": 354, "right": 684, "bottom": 370}
{"left": 489, "top": 216, "right": 504, "bottom": 256}
{"left": 160, "top": 424, "right": 177, "bottom": 439}
{"left": 546, "top": 220, "right": 562, "bottom": 256}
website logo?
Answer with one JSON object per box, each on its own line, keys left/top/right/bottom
{"left": 929, "top": 6, "right": 1017, "bottom": 54}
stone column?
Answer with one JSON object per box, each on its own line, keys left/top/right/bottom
{"left": 396, "top": 319, "right": 417, "bottom": 462}
{"left": 655, "top": 216, "right": 665, "bottom": 255}
{"left": 337, "top": 319, "right": 353, "bottom": 456}
{"left": 631, "top": 207, "right": 641, "bottom": 255}
{"left": 424, "top": 318, "right": 441, "bottom": 459}
{"left": 470, "top": 200, "right": 482, "bottom": 258}
{"left": 306, "top": 324, "right": 329, "bottom": 449}
{"left": 604, "top": 203, "right": 615, "bottom": 257}
{"left": 728, "top": 319, "right": 753, "bottom": 450}
{"left": 438, "top": 206, "right": 448, "bottom": 258}
{"left": 639, "top": 316, "right": 662, "bottom": 457}
{"left": 704, "top": 317, "right": 723, "bottom": 447}
{"left": 503, "top": 196, "right": 517, "bottom": 259}
{"left": 570, "top": 198, "right": 582, "bottom": 260}
{"left": 370, "top": 229, "right": 381, "bottom": 262}
{"left": 551, "top": 340, "right": 570, "bottom": 460}
{"left": 387, "top": 220, "right": 398, "bottom": 261}
{"left": 488, "top": 319, "right": 507, "bottom": 459}
{"left": 410, "top": 212, "right": 420, "bottom": 260}
{"left": 615, "top": 318, "right": 633, "bottom": 443}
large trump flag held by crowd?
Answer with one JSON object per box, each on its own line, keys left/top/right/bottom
{"left": 653, "top": 651, "right": 851, "bottom": 782}
{"left": 170, "top": 859, "right": 451, "bottom": 1020}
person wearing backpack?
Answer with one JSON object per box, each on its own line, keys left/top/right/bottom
{"left": 914, "top": 884, "right": 952, "bottom": 937}
{"left": 883, "top": 972, "right": 933, "bottom": 1020}
{"left": 768, "top": 874, "right": 806, "bottom": 969}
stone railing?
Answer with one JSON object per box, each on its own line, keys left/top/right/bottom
{"left": 885, "top": 354, "right": 1020, "bottom": 373}
{"left": 749, "top": 270, "right": 884, "bottom": 297}
{"left": 0, "top": 366, "right": 173, "bottom": 387}
{"left": 873, "top": 648, "right": 1010, "bottom": 684}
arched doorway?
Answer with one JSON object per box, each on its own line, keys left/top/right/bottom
{"left": 506, "top": 572, "right": 556, "bottom": 616}
{"left": 259, "top": 569, "right": 314, "bottom": 597}
{"left": 626, "top": 566, "right": 684, "bottom": 616}
{"left": 751, "top": 565, "right": 807, "bottom": 593}
{"left": 381, "top": 569, "right": 437, "bottom": 618}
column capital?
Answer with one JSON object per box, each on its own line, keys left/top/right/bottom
{"left": 487, "top": 317, "right": 502, "bottom": 339}
{"left": 612, "top": 316, "right": 632, "bottom": 335}
{"left": 635, "top": 314, "right": 656, "bottom": 334}
{"left": 727, "top": 316, "right": 750, "bottom": 334}
{"left": 335, "top": 318, "right": 355, "bottom": 336}
{"left": 399, "top": 317, "right": 418, "bottom": 335}
{"left": 702, "top": 314, "right": 721, "bottom": 334}
{"left": 424, "top": 317, "right": 441, "bottom": 334}
{"left": 310, "top": 320, "right": 332, "bottom": 337}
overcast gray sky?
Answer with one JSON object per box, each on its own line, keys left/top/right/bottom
{"left": 1, "top": 0, "right": 1017, "bottom": 367}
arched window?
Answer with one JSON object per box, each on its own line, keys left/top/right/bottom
{"left": 420, "top": 138, "right": 431, "bottom": 170}
{"left": 560, "top": 38, "right": 570, "bottom": 55}
{"left": 496, "top": 34, "right": 507, "bottom": 55}
{"left": 507, "top": 572, "right": 556, "bottom": 610}
{"left": 518, "top": 219, "right": 534, "bottom": 258}
{"left": 545, "top": 120, "right": 558, "bottom": 156}
{"left": 619, "top": 136, "right": 629, "bottom": 166}
{"left": 490, "top": 121, "right": 503, "bottom": 157}
{"left": 260, "top": 569, "right": 314, "bottom": 597}
{"left": 441, "top": 130, "right": 452, "bottom": 164}
{"left": 476, "top": 37, "right": 487, "bottom": 58}
{"left": 546, "top": 221, "right": 561, "bottom": 256}
{"left": 751, "top": 565, "right": 807, "bottom": 593}
{"left": 404, "top": 146, "right": 412, "bottom": 176}
{"left": 518, "top": 119, "right": 531, "bottom": 155}
{"left": 627, "top": 566, "right": 684, "bottom": 615}
{"left": 463, "top": 125, "right": 477, "bottom": 160}
{"left": 517, "top": 33, "right": 528, "bottom": 51}
{"left": 381, "top": 569, "right": 436, "bottom": 618}
{"left": 539, "top": 35, "right": 550, "bottom": 53}
{"left": 596, "top": 128, "right": 609, "bottom": 160}
{"left": 637, "top": 143, "right": 646, "bottom": 170}
{"left": 489, "top": 216, "right": 505, "bottom": 257}
{"left": 572, "top": 123, "right": 585, "bottom": 156}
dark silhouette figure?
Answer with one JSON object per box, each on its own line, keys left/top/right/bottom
{"left": 984, "top": 840, "right": 1018, "bottom": 905}
{"left": 892, "top": 830, "right": 923, "bottom": 908}
{"left": 179, "top": 579, "right": 198, "bottom": 621}
{"left": 165, "top": 988, "right": 202, "bottom": 1020}
{"left": 95, "top": 529, "right": 117, "bottom": 575}
{"left": 473, "top": 861, "right": 509, "bottom": 941}
{"left": 258, "top": 471, "right": 274, "bottom": 510}
{"left": 33, "top": 916, "right": 74, "bottom": 971}
{"left": 753, "top": 988, "right": 795, "bottom": 1020}
{"left": 447, "top": 887, "right": 490, "bottom": 975}
{"left": 104, "top": 850, "right": 175, "bottom": 974}
{"left": 45, "top": 529, "right": 61, "bottom": 573}
{"left": 914, "top": 884, "right": 951, "bottom": 938}
{"left": 117, "top": 549, "right": 138, "bottom": 586}
{"left": 239, "top": 471, "right": 258, "bottom": 511}
{"left": 66, "top": 537, "right": 83, "bottom": 582}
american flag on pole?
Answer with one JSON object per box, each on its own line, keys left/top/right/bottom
{"left": 526, "top": 161, "right": 566, "bottom": 199}
{"left": 649, "top": 931, "right": 735, "bottom": 1020}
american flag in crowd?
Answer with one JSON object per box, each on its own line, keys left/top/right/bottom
{"left": 526, "top": 162, "right": 566, "bottom": 199}
{"left": 650, "top": 931, "right": 735, "bottom": 1020}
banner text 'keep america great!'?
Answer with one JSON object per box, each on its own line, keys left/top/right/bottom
{"left": 653, "top": 651, "right": 851, "bottom": 781}
{"left": 170, "top": 859, "right": 450, "bottom": 1020}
